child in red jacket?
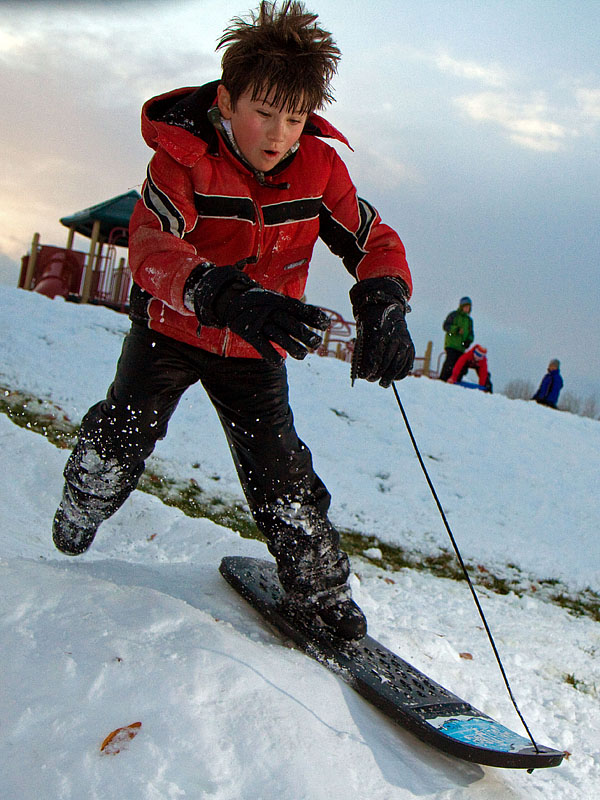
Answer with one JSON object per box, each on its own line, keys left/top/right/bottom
{"left": 52, "top": 1, "right": 415, "bottom": 640}
{"left": 448, "top": 344, "right": 490, "bottom": 390}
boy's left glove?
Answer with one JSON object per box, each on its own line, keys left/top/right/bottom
{"left": 185, "top": 262, "right": 330, "bottom": 364}
{"left": 350, "top": 276, "right": 415, "bottom": 387}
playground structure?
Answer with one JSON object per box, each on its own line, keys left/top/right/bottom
{"left": 19, "top": 191, "right": 140, "bottom": 312}
{"left": 316, "top": 309, "right": 441, "bottom": 377}
{"left": 18, "top": 191, "right": 441, "bottom": 377}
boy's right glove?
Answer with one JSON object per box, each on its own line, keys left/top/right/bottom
{"left": 185, "top": 262, "right": 330, "bottom": 364}
{"left": 350, "top": 276, "right": 415, "bottom": 387}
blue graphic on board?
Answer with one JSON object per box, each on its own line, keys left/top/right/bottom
{"left": 428, "top": 715, "right": 530, "bottom": 752}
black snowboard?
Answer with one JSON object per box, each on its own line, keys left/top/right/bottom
{"left": 219, "top": 556, "right": 564, "bottom": 771}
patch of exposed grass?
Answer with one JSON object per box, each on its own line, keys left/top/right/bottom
{"left": 564, "top": 673, "right": 597, "bottom": 696}
{"left": 550, "top": 590, "right": 600, "bottom": 623}
{"left": 2, "top": 386, "right": 599, "bottom": 623}
{"left": 137, "top": 468, "right": 263, "bottom": 542}
{"left": 1, "top": 387, "right": 77, "bottom": 448}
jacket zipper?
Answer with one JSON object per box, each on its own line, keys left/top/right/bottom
{"left": 222, "top": 196, "right": 265, "bottom": 357}
{"left": 253, "top": 198, "right": 264, "bottom": 264}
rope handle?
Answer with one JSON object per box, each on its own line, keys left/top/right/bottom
{"left": 391, "top": 382, "right": 540, "bottom": 753}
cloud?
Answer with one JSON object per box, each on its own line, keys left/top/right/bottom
{"left": 0, "top": 7, "right": 219, "bottom": 259}
{"left": 455, "top": 91, "right": 570, "bottom": 152}
{"left": 428, "top": 47, "right": 600, "bottom": 153}
{"left": 434, "top": 52, "right": 507, "bottom": 88}
{"left": 576, "top": 87, "right": 600, "bottom": 119}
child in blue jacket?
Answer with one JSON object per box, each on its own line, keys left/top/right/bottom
{"left": 532, "top": 360, "right": 563, "bottom": 408}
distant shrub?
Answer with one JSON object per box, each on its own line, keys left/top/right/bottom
{"left": 559, "top": 392, "right": 600, "bottom": 420}
{"left": 503, "top": 379, "right": 535, "bottom": 400}
{"left": 558, "top": 391, "right": 581, "bottom": 415}
{"left": 502, "top": 379, "right": 599, "bottom": 420}
{"left": 581, "top": 395, "right": 600, "bottom": 419}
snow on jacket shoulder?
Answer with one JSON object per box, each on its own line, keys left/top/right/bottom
{"left": 128, "top": 81, "right": 412, "bottom": 357}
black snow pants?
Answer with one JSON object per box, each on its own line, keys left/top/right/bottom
{"left": 439, "top": 347, "right": 463, "bottom": 382}
{"left": 62, "top": 323, "right": 349, "bottom": 597}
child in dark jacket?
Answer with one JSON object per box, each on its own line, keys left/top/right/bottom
{"left": 439, "top": 297, "right": 474, "bottom": 381}
{"left": 532, "top": 360, "right": 563, "bottom": 408}
{"left": 52, "top": 1, "right": 415, "bottom": 641}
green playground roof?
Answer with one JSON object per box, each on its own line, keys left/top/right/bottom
{"left": 60, "top": 190, "right": 141, "bottom": 247}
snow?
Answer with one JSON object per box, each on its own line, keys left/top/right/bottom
{"left": 1, "top": 286, "right": 599, "bottom": 798}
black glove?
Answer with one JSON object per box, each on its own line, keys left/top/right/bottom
{"left": 350, "top": 276, "right": 415, "bottom": 387}
{"left": 185, "top": 262, "right": 330, "bottom": 364}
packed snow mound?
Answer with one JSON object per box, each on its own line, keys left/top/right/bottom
{"left": 1, "top": 286, "right": 599, "bottom": 798}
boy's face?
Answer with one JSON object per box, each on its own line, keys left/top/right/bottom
{"left": 217, "top": 84, "right": 308, "bottom": 173}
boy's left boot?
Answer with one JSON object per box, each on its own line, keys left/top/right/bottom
{"left": 265, "top": 503, "right": 367, "bottom": 641}
{"left": 298, "top": 584, "right": 367, "bottom": 641}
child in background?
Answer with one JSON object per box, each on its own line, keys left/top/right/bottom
{"left": 532, "top": 359, "right": 563, "bottom": 408}
{"left": 439, "top": 296, "right": 474, "bottom": 381}
{"left": 448, "top": 344, "right": 491, "bottom": 392}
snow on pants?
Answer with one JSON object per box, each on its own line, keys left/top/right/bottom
{"left": 63, "top": 323, "right": 349, "bottom": 596}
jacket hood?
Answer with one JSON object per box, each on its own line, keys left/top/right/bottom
{"left": 140, "top": 80, "right": 352, "bottom": 168}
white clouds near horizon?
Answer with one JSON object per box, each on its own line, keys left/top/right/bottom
{"left": 0, "top": 0, "right": 598, "bottom": 397}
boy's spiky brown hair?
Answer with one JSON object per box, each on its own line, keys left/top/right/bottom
{"left": 217, "top": 1, "right": 341, "bottom": 114}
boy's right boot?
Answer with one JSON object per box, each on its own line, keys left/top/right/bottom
{"left": 52, "top": 482, "right": 104, "bottom": 555}
{"left": 53, "top": 447, "right": 144, "bottom": 555}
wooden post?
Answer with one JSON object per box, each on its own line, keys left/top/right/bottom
{"left": 423, "top": 340, "right": 433, "bottom": 376}
{"left": 65, "top": 227, "right": 75, "bottom": 251}
{"left": 81, "top": 219, "right": 101, "bottom": 303}
{"left": 23, "top": 232, "right": 40, "bottom": 289}
{"left": 113, "top": 256, "right": 126, "bottom": 305}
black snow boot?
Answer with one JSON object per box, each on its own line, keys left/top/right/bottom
{"left": 301, "top": 585, "right": 367, "bottom": 641}
{"left": 52, "top": 483, "right": 103, "bottom": 555}
{"left": 282, "top": 583, "right": 367, "bottom": 641}
{"left": 318, "top": 598, "right": 367, "bottom": 641}
{"left": 53, "top": 505, "right": 100, "bottom": 556}
{"left": 263, "top": 501, "right": 367, "bottom": 641}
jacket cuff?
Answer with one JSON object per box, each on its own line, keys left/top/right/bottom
{"left": 349, "top": 276, "right": 411, "bottom": 316}
{"left": 183, "top": 262, "right": 216, "bottom": 313}
{"left": 184, "top": 262, "right": 257, "bottom": 327}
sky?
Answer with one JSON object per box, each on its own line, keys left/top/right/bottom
{"left": 1, "top": 0, "right": 599, "bottom": 397}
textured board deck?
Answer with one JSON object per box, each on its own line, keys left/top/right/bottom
{"left": 220, "top": 556, "right": 565, "bottom": 770}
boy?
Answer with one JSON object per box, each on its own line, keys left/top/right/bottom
{"left": 52, "top": 1, "right": 414, "bottom": 641}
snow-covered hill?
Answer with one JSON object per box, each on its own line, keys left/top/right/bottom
{"left": 1, "top": 287, "right": 598, "bottom": 799}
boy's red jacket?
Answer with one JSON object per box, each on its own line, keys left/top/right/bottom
{"left": 129, "top": 81, "right": 412, "bottom": 358}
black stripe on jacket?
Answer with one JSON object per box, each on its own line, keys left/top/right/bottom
{"left": 143, "top": 166, "right": 186, "bottom": 237}
{"left": 319, "top": 197, "right": 377, "bottom": 277}
{"left": 262, "top": 197, "right": 322, "bottom": 226}
{"left": 194, "top": 193, "right": 256, "bottom": 222}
